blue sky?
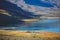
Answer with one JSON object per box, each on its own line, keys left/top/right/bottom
{"left": 24, "top": 0, "right": 54, "bottom": 7}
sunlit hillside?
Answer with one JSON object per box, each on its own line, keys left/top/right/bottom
{"left": 0, "top": 30, "right": 60, "bottom": 38}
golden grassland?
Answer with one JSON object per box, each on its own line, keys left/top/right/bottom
{"left": 0, "top": 30, "right": 60, "bottom": 40}
{"left": 0, "top": 30, "right": 60, "bottom": 38}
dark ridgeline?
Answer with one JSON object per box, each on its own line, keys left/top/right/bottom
{"left": 0, "top": 0, "right": 33, "bottom": 27}
{"left": 0, "top": 0, "right": 42, "bottom": 27}
{"left": 0, "top": 0, "right": 35, "bottom": 19}
{"left": 0, "top": 13, "right": 23, "bottom": 27}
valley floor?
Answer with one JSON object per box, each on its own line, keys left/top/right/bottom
{"left": 0, "top": 30, "right": 60, "bottom": 40}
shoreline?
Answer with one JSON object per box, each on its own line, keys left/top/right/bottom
{"left": 0, "top": 30, "right": 60, "bottom": 38}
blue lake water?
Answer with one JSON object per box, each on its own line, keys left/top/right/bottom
{"left": 15, "top": 19, "right": 60, "bottom": 33}
{"left": 44, "top": 28, "right": 60, "bottom": 33}
{"left": 0, "top": 19, "right": 60, "bottom": 33}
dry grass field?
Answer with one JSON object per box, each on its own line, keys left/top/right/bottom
{"left": 0, "top": 30, "right": 60, "bottom": 40}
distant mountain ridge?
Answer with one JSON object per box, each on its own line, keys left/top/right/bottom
{"left": 0, "top": 0, "right": 39, "bottom": 19}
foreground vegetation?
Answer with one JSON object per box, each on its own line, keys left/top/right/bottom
{"left": 0, "top": 30, "right": 60, "bottom": 40}
{"left": 0, "top": 35, "right": 60, "bottom": 40}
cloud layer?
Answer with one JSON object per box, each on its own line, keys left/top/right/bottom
{"left": 6, "top": 0, "right": 60, "bottom": 16}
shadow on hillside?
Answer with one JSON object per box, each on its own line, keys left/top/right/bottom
{"left": 0, "top": 0, "right": 34, "bottom": 19}
{"left": 0, "top": 13, "right": 23, "bottom": 27}
{"left": 0, "top": 0, "right": 43, "bottom": 27}
{"left": 0, "top": 0, "right": 35, "bottom": 27}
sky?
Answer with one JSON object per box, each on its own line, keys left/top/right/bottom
{"left": 6, "top": 0, "right": 60, "bottom": 16}
{"left": 24, "top": 0, "right": 54, "bottom": 7}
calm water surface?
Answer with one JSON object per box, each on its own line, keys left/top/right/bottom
{"left": 1, "top": 19, "right": 60, "bottom": 33}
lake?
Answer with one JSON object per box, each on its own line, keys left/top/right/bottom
{"left": 1, "top": 19, "right": 60, "bottom": 33}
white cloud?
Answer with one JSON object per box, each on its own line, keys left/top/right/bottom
{"left": 6, "top": 0, "right": 60, "bottom": 16}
